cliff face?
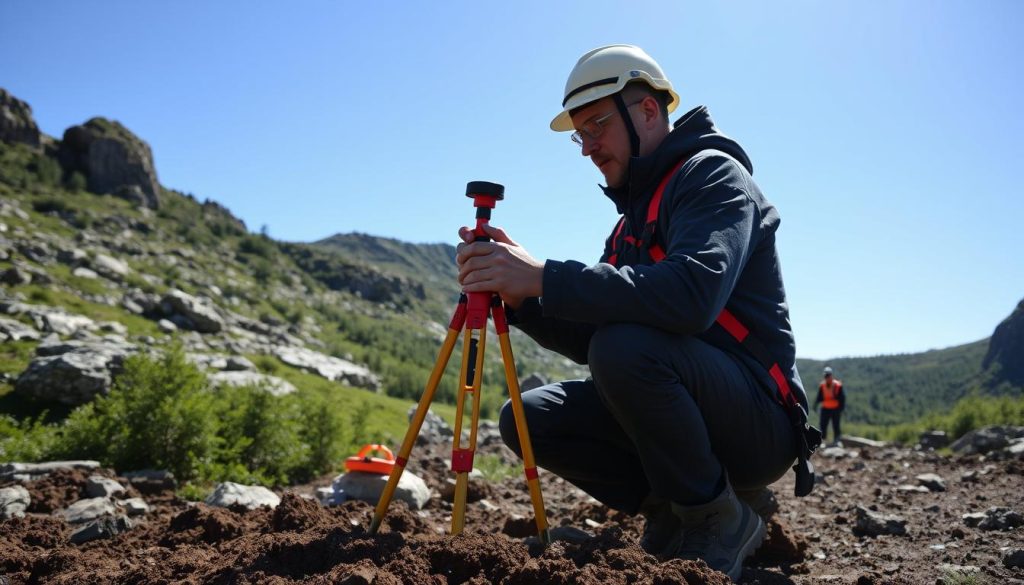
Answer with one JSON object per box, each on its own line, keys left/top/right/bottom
{"left": 57, "top": 117, "right": 161, "bottom": 209}
{"left": 983, "top": 298, "right": 1024, "bottom": 386}
{"left": 0, "top": 89, "right": 43, "bottom": 150}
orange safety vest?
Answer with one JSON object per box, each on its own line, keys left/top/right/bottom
{"left": 819, "top": 380, "right": 842, "bottom": 410}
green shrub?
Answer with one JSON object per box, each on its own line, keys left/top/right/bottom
{"left": 27, "top": 155, "right": 61, "bottom": 186}
{"left": 28, "top": 289, "right": 54, "bottom": 304}
{"left": 298, "top": 390, "right": 346, "bottom": 480}
{"left": 0, "top": 413, "right": 60, "bottom": 461}
{"left": 238, "top": 235, "right": 276, "bottom": 259}
{"left": 65, "top": 172, "right": 87, "bottom": 192}
{"left": 32, "top": 197, "right": 69, "bottom": 215}
{"left": 58, "top": 344, "right": 217, "bottom": 481}
{"left": 215, "top": 383, "right": 307, "bottom": 485}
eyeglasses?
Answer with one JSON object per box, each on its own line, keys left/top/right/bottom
{"left": 570, "top": 100, "right": 644, "bottom": 147}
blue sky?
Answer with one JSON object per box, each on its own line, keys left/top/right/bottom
{"left": 2, "top": 1, "right": 1022, "bottom": 360}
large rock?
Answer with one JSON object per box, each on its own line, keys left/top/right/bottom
{"left": 983, "top": 298, "right": 1024, "bottom": 385}
{"left": 0, "top": 460, "right": 101, "bottom": 482}
{"left": 273, "top": 345, "right": 380, "bottom": 390}
{"left": 853, "top": 505, "right": 907, "bottom": 537}
{"left": 205, "top": 482, "right": 280, "bottom": 510}
{"left": 0, "top": 88, "right": 42, "bottom": 149}
{"left": 951, "top": 425, "right": 1024, "bottom": 456}
{"left": 60, "top": 497, "right": 117, "bottom": 524}
{"left": 57, "top": 117, "right": 161, "bottom": 209}
{"left": 209, "top": 370, "right": 297, "bottom": 396}
{"left": 327, "top": 470, "right": 430, "bottom": 510}
{"left": 14, "top": 339, "right": 137, "bottom": 405}
{"left": 0, "top": 485, "right": 30, "bottom": 519}
{"left": 0, "top": 316, "right": 41, "bottom": 341}
{"left": 160, "top": 289, "right": 225, "bottom": 333}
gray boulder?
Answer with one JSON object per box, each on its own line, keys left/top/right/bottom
{"left": 0, "top": 316, "right": 40, "bottom": 341}
{"left": 86, "top": 475, "right": 126, "bottom": 498}
{"left": 327, "top": 470, "right": 430, "bottom": 510}
{"left": 273, "top": 345, "right": 379, "bottom": 390}
{"left": 122, "top": 498, "right": 150, "bottom": 517}
{"left": 15, "top": 339, "right": 137, "bottom": 405}
{"left": 1, "top": 265, "right": 33, "bottom": 286}
{"left": 0, "top": 485, "right": 30, "bottom": 519}
{"left": 0, "top": 88, "right": 42, "bottom": 149}
{"left": 160, "top": 289, "right": 224, "bottom": 333}
{"left": 410, "top": 407, "right": 453, "bottom": 445}
{"left": 205, "top": 482, "right": 280, "bottom": 510}
{"left": 918, "top": 430, "right": 948, "bottom": 450}
{"left": 963, "top": 507, "right": 1024, "bottom": 531}
{"left": 60, "top": 497, "right": 117, "bottom": 523}
{"left": 915, "top": 473, "right": 946, "bottom": 492}
{"left": 209, "top": 370, "right": 297, "bottom": 396}
{"left": 0, "top": 460, "right": 101, "bottom": 482}
{"left": 951, "top": 426, "right": 1024, "bottom": 456}
{"left": 57, "top": 117, "right": 161, "bottom": 209}
{"left": 69, "top": 515, "right": 133, "bottom": 544}
{"left": 91, "top": 253, "right": 131, "bottom": 281}
{"left": 122, "top": 469, "right": 176, "bottom": 494}
{"left": 853, "top": 505, "right": 908, "bottom": 537}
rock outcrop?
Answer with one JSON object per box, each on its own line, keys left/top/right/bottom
{"left": 57, "top": 117, "right": 161, "bottom": 209}
{"left": 983, "top": 297, "right": 1024, "bottom": 386}
{"left": 0, "top": 88, "right": 43, "bottom": 149}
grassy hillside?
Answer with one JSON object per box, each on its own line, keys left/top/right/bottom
{"left": 796, "top": 339, "right": 993, "bottom": 426}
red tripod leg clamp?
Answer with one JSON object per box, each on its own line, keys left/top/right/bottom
{"left": 451, "top": 448, "right": 475, "bottom": 473}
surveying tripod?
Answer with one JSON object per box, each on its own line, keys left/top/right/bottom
{"left": 368, "top": 181, "right": 550, "bottom": 543}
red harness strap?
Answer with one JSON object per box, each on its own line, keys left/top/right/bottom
{"left": 604, "top": 155, "right": 819, "bottom": 496}
{"left": 606, "top": 158, "right": 799, "bottom": 411}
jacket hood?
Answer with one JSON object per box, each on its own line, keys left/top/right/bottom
{"left": 601, "top": 106, "right": 753, "bottom": 214}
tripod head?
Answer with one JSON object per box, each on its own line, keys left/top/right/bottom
{"left": 466, "top": 181, "right": 504, "bottom": 242}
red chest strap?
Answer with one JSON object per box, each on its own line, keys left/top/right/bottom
{"left": 606, "top": 156, "right": 799, "bottom": 411}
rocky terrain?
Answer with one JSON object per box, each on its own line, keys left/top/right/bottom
{"left": 2, "top": 421, "right": 1024, "bottom": 584}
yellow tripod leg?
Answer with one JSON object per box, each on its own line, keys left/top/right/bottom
{"left": 369, "top": 301, "right": 466, "bottom": 535}
{"left": 494, "top": 303, "right": 550, "bottom": 543}
{"left": 451, "top": 324, "right": 486, "bottom": 535}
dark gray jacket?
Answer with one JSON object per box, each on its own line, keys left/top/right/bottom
{"left": 509, "top": 105, "right": 807, "bottom": 409}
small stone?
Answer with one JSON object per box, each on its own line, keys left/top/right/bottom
{"left": 122, "top": 498, "right": 150, "bottom": 516}
{"left": 1004, "top": 548, "right": 1024, "bottom": 569}
{"left": 86, "top": 475, "right": 126, "bottom": 498}
{"left": 915, "top": 473, "right": 946, "bottom": 492}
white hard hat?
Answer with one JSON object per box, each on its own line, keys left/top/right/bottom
{"left": 824, "top": 366, "right": 834, "bottom": 375}
{"left": 551, "top": 44, "right": 680, "bottom": 132}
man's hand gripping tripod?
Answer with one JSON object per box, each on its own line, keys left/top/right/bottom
{"left": 368, "top": 181, "right": 550, "bottom": 543}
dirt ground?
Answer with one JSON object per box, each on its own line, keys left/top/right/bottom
{"left": 2, "top": 437, "right": 1023, "bottom": 584}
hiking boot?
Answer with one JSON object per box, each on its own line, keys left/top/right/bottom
{"left": 638, "top": 496, "right": 680, "bottom": 556}
{"left": 668, "top": 483, "right": 766, "bottom": 582}
{"left": 735, "top": 486, "right": 779, "bottom": 520}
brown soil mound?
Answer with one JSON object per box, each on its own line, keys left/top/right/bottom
{"left": 2, "top": 440, "right": 1022, "bottom": 583}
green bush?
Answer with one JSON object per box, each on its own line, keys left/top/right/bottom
{"left": 0, "top": 413, "right": 60, "bottom": 461}
{"left": 298, "top": 390, "right": 346, "bottom": 480}
{"left": 65, "top": 172, "right": 87, "bottom": 192}
{"left": 215, "top": 383, "right": 308, "bottom": 485}
{"left": 57, "top": 344, "right": 217, "bottom": 481}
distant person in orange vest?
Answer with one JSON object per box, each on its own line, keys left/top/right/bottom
{"left": 814, "top": 366, "right": 844, "bottom": 445}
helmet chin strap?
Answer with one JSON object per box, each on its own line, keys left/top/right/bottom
{"left": 613, "top": 92, "right": 641, "bottom": 159}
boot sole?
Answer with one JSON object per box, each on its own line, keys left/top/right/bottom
{"left": 725, "top": 513, "right": 766, "bottom": 582}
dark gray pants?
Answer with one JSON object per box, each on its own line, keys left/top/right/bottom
{"left": 820, "top": 408, "right": 842, "bottom": 443}
{"left": 500, "top": 323, "right": 796, "bottom": 514}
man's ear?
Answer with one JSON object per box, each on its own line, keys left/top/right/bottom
{"left": 639, "top": 96, "right": 661, "bottom": 128}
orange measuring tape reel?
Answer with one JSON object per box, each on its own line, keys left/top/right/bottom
{"left": 345, "top": 444, "right": 396, "bottom": 475}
